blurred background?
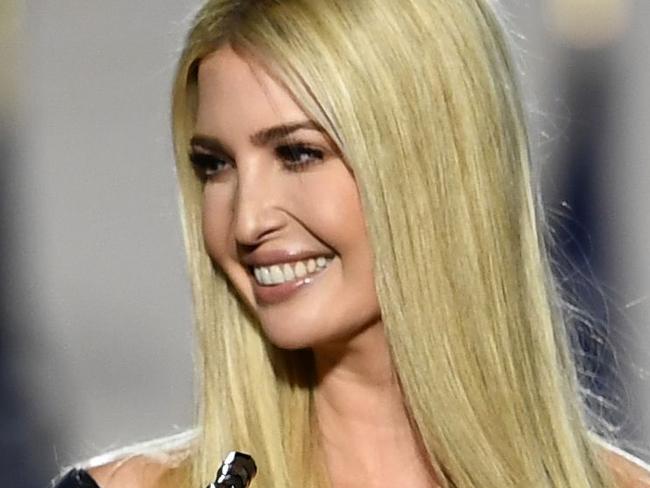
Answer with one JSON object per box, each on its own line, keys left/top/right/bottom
{"left": 0, "top": 0, "right": 648, "bottom": 486}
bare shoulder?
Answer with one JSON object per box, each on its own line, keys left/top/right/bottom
{"left": 599, "top": 442, "right": 650, "bottom": 488}
{"left": 81, "top": 430, "right": 196, "bottom": 488}
{"left": 86, "top": 455, "right": 185, "bottom": 488}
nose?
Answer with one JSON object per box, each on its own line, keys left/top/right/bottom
{"left": 232, "top": 164, "right": 286, "bottom": 246}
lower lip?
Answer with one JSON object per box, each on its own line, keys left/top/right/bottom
{"left": 251, "top": 261, "right": 332, "bottom": 306}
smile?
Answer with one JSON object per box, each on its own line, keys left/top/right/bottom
{"left": 251, "top": 256, "right": 333, "bottom": 286}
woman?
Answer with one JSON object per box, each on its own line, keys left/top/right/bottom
{"left": 53, "top": 0, "right": 650, "bottom": 486}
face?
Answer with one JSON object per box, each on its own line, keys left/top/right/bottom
{"left": 192, "top": 45, "right": 381, "bottom": 350}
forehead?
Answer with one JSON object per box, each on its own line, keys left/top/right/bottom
{"left": 195, "top": 46, "right": 307, "bottom": 135}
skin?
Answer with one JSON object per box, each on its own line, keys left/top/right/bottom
{"left": 194, "top": 47, "right": 378, "bottom": 352}
{"left": 84, "top": 443, "right": 650, "bottom": 488}
{"left": 192, "top": 44, "right": 437, "bottom": 487}
{"left": 84, "top": 44, "right": 650, "bottom": 488}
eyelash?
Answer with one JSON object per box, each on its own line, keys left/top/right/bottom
{"left": 189, "top": 144, "right": 324, "bottom": 180}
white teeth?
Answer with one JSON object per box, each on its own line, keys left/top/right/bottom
{"left": 294, "top": 261, "right": 307, "bottom": 278}
{"left": 251, "top": 256, "right": 332, "bottom": 286}
{"left": 282, "top": 263, "right": 295, "bottom": 281}
{"left": 260, "top": 267, "right": 272, "bottom": 285}
{"left": 270, "top": 265, "right": 284, "bottom": 284}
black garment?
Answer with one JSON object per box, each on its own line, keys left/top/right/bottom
{"left": 52, "top": 469, "right": 100, "bottom": 488}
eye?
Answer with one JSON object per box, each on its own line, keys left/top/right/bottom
{"left": 189, "top": 151, "right": 232, "bottom": 180}
{"left": 276, "top": 144, "right": 324, "bottom": 171}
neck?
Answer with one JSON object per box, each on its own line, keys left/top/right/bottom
{"left": 312, "top": 322, "right": 437, "bottom": 487}
{"left": 313, "top": 322, "right": 407, "bottom": 431}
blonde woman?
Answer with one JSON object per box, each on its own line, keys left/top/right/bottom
{"left": 53, "top": 0, "right": 650, "bottom": 487}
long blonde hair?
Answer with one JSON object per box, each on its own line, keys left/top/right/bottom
{"left": 169, "top": 0, "right": 620, "bottom": 486}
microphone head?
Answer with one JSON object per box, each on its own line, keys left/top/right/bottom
{"left": 210, "top": 451, "right": 257, "bottom": 488}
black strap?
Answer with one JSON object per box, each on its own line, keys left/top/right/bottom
{"left": 53, "top": 468, "right": 101, "bottom": 488}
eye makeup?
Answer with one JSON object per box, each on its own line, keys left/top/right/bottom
{"left": 188, "top": 141, "right": 325, "bottom": 180}
{"left": 275, "top": 143, "right": 325, "bottom": 171}
{"left": 189, "top": 150, "right": 231, "bottom": 180}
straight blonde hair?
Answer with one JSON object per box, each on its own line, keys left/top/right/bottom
{"left": 168, "top": 0, "right": 621, "bottom": 486}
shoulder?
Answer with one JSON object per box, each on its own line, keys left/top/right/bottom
{"left": 86, "top": 455, "right": 172, "bottom": 488}
{"left": 88, "top": 456, "right": 182, "bottom": 488}
{"left": 80, "top": 430, "right": 196, "bottom": 488}
{"left": 598, "top": 440, "right": 650, "bottom": 488}
{"left": 86, "top": 455, "right": 184, "bottom": 488}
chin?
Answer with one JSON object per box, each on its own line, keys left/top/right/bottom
{"left": 265, "top": 335, "right": 313, "bottom": 351}
{"left": 259, "top": 315, "right": 371, "bottom": 351}
{"left": 259, "top": 321, "right": 328, "bottom": 350}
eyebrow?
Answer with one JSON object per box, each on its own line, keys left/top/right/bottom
{"left": 190, "top": 120, "right": 325, "bottom": 154}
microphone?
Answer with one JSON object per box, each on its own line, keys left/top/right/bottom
{"left": 207, "top": 451, "right": 257, "bottom": 488}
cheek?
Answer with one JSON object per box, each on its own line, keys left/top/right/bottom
{"left": 295, "top": 168, "right": 368, "bottom": 248}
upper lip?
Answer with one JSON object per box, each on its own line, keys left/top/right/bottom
{"left": 241, "top": 249, "right": 335, "bottom": 268}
